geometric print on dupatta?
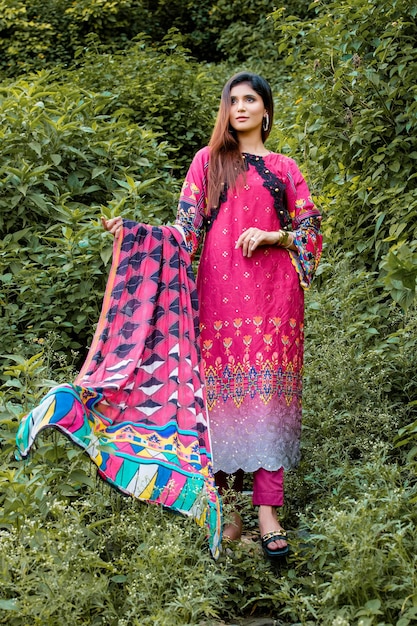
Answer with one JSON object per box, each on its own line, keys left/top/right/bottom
{"left": 16, "top": 221, "right": 222, "bottom": 558}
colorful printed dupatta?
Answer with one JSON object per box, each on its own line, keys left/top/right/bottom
{"left": 16, "top": 221, "right": 222, "bottom": 558}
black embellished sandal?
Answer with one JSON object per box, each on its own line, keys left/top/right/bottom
{"left": 261, "top": 529, "right": 289, "bottom": 559}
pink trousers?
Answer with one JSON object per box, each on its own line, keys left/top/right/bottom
{"left": 215, "top": 467, "right": 284, "bottom": 507}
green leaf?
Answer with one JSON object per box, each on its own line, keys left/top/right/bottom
{"left": 91, "top": 166, "right": 107, "bottom": 179}
{"left": 100, "top": 245, "right": 113, "bottom": 266}
{"left": 67, "top": 469, "right": 95, "bottom": 488}
{"left": 111, "top": 575, "right": 127, "bottom": 583}
{"left": 29, "top": 193, "right": 48, "bottom": 210}
{"left": 388, "top": 160, "right": 401, "bottom": 172}
{"left": 0, "top": 599, "right": 20, "bottom": 611}
{"left": 29, "top": 141, "right": 42, "bottom": 157}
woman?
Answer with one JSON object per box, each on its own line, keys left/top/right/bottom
{"left": 103, "top": 71, "right": 322, "bottom": 558}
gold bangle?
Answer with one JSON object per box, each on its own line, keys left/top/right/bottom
{"left": 279, "top": 230, "right": 289, "bottom": 246}
{"left": 278, "top": 230, "right": 293, "bottom": 248}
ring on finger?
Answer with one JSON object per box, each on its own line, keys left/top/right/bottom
{"left": 250, "top": 237, "right": 257, "bottom": 242}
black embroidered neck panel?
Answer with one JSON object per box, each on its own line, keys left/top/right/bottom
{"left": 242, "top": 153, "right": 291, "bottom": 229}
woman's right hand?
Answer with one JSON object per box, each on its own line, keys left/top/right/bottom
{"left": 101, "top": 216, "right": 123, "bottom": 238}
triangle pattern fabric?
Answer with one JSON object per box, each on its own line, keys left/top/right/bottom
{"left": 16, "top": 221, "right": 222, "bottom": 558}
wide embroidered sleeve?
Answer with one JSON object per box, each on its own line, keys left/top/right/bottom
{"left": 285, "top": 158, "right": 323, "bottom": 289}
{"left": 175, "top": 147, "right": 209, "bottom": 260}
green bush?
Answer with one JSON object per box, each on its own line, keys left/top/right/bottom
{"left": 285, "top": 460, "right": 417, "bottom": 626}
{"left": 273, "top": 0, "right": 417, "bottom": 305}
{"left": 0, "top": 70, "right": 178, "bottom": 358}
{"left": 0, "top": 0, "right": 312, "bottom": 77}
{"left": 278, "top": 255, "right": 417, "bottom": 625}
{"left": 71, "top": 33, "right": 226, "bottom": 168}
{"left": 0, "top": 0, "right": 149, "bottom": 76}
{"left": 0, "top": 444, "right": 226, "bottom": 624}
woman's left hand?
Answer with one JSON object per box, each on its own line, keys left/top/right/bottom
{"left": 101, "top": 216, "right": 123, "bottom": 238}
{"left": 235, "top": 228, "right": 281, "bottom": 258}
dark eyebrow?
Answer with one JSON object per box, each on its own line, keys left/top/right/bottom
{"left": 231, "top": 93, "right": 258, "bottom": 98}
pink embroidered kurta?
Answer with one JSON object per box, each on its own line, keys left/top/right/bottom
{"left": 176, "top": 147, "right": 322, "bottom": 474}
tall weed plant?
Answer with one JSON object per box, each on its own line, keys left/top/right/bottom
{"left": 278, "top": 255, "right": 417, "bottom": 625}
{"left": 297, "top": 256, "right": 416, "bottom": 505}
{"left": 284, "top": 461, "right": 417, "bottom": 626}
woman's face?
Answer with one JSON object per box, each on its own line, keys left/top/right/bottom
{"left": 228, "top": 82, "right": 266, "bottom": 136}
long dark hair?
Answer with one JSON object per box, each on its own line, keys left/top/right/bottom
{"left": 207, "top": 71, "right": 274, "bottom": 212}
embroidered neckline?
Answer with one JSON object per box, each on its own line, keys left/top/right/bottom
{"left": 241, "top": 151, "right": 271, "bottom": 159}
{"left": 242, "top": 153, "right": 291, "bottom": 229}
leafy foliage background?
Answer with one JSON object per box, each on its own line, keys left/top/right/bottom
{"left": 0, "top": 0, "right": 416, "bottom": 624}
